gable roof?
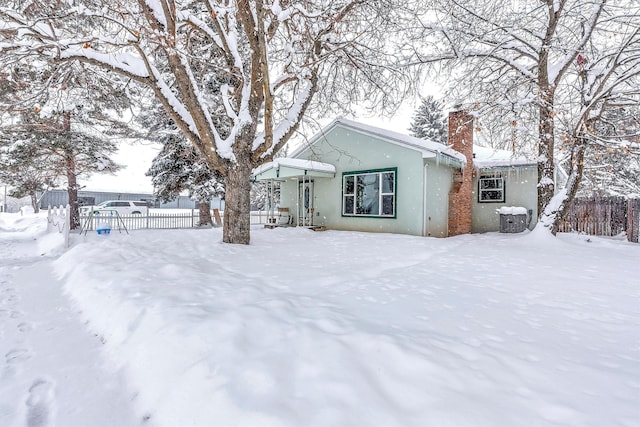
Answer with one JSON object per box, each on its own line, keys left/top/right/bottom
{"left": 292, "top": 118, "right": 467, "bottom": 166}
{"left": 473, "top": 146, "right": 536, "bottom": 169}
{"left": 288, "top": 117, "right": 538, "bottom": 171}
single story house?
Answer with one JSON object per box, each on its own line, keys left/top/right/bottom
{"left": 253, "top": 111, "right": 540, "bottom": 237}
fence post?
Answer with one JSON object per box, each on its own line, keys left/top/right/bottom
{"left": 628, "top": 198, "right": 639, "bottom": 243}
{"left": 191, "top": 208, "right": 195, "bottom": 228}
{"left": 636, "top": 199, "right": 640, "bottom": 243}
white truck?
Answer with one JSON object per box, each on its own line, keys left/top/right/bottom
{"left": 81, "top": 200, "right": 150, "bottom": 216}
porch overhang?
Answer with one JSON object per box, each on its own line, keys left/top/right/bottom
{"left": 252, "top": 158, "right": 336, "bottom": 181}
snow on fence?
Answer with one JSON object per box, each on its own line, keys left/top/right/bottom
{"left": 79, "top": 210, "right": 269, "bottom": 232}
{"left": 557, "top": 196, "right": 639, "bottom": 243}
{"left": 47, "top": 204, "right": 70, "bottom": 248}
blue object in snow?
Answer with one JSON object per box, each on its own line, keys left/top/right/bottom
{"left": 96, "top": 223, "right": 111, "bottom": 235}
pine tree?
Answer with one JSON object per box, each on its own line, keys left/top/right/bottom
{"left": 408, "top": 96, "right": 447, "bottom": 144}
{"left": 0, "top": 60, "right": 130, "bottom": 228}
{"left": 0, "top": 115, "right": 121, "bottom": 225}
{"left": 139, "top": 97, "right": 227, "bottom": 227}
{"left": 146, "top": 132, "right": 224, "bottom": 227}
{"left": 0, "top": 140, "right": 58, "bottom": 213}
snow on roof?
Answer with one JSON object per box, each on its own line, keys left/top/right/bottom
{"left": 294, "top": 118, "right": 467, "bottom": 165}
{"left": 289, "top": 117, "right": 537, "bottom": 169}
{"left": 473, "top": 146, "right": 536, "bottom": 169}
{"left": 253, "top": 157, "right": 336, "bottom": 176}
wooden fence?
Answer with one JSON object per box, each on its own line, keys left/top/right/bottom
{"left": 627, "top": 198, "right": 640, "bottom": 243}
{"left": 557, "top": 196, "right": 639, "bottom": 243}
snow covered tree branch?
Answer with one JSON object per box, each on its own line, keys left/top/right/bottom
{"left": 414, "top": 0, "right": 640, "bottom": 232}
{"left": 1, "top": 0, "right": 415, "bottom": 244}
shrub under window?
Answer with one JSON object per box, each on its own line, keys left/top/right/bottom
{"left": 343, "top": 169, "right": 396, "bottom": 217}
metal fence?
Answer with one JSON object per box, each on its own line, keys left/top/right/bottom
{"left": 79, "top": 210, "right": 270, "bottom": 232}
{"left": 557, "top": 196, "right": 639, "bottom": 243}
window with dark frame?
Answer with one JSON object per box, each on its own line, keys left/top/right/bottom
{"left": 478, "top": 175, "right": 505, "bottom": 202}
{"left": 342, "top": 169, "right": 396, "bottom": 217}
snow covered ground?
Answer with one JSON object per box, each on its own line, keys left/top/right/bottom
{"left": 1, "top": 213, "right": 639, "bottom": 427}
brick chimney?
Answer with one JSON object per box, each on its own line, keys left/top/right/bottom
{"left": 447, "top": 110, "right": 474, "bottom": 236}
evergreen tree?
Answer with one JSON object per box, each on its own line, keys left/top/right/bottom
{"left": 0, "top": 139, "right": 58, "bottom": 213}
{"left": 0, "top": 60, "right": 131, "bottom": 228}
{"left": 146, "top": 131, "right": 224, "bottom": 227}
{"left": 0, "top": 115, "right": 120, "bottom": 225}
{"left": 408, "top": 96, "right": 447, "bottom": 144}
{"left": 139, "top": 97, "right": 227, "bottom": 227}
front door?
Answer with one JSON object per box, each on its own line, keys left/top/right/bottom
{"left": 298, "top": 179, "right": 314, "bottom": 226}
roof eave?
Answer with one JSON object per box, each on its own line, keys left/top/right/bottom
{"left": 252, "top": 161, "right": 336, "bottom": 181}
{"left": 474, "top": 162, "right": 537, "bottom": 170}
{"left": 294, "top": 118, "right": 467, "bottom": 166}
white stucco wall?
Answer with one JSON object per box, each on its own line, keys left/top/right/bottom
{"left": 471, "top": 166, "right": 538, "bottom": 233}
{"left": 281, "top": 125, "right": 456, "bottom": 237}
{"left": 424, "top": 162, "right": 453, "bottom": 237}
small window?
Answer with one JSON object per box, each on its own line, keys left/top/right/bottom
{"left": 478, "top": 176, "right": 505, "bottom": 202}
{"left": 342, "top": 168, "right": 396, "bottom": 217}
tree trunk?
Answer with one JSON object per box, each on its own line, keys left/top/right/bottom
{"left": 198, "top": 200, "right": 213, "bottom": 227}
{"left": 66, "top": 161, "right": 80, "bottom": 230}
{"left": 537, "top": 140, "right": 587, "bottom": 233}
{"left": 62, "top": 114, "right": 80, "bottom": 230}
{"left": 550, "top": 142, "right": 586, "bottom": 234}
{"left": 30, "top": 192, "right": 40, "bottom": 213}
{"left": 223, "top": 162, "right": 253, "bottom": 244}
{"left": 537, "top": 92, "right": 556, "bottom": 219}
{"left": 64, "top": 149, "right": 80, "bottom": 230}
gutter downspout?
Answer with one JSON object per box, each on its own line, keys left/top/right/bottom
{"left": 422, "top": 162, "right": 429, "bottom": 237}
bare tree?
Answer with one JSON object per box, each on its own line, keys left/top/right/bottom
{"left": 0, "top": 0, "right": 415, "bottom": 244}
{"left": 546, "top": 27, "right": 640, "bottom": 232}
{"left": 415, "top": 0, "right": 640, "bottom": 232}
{"left": 575, "top": 106, "right": 640, "bottom": 196}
